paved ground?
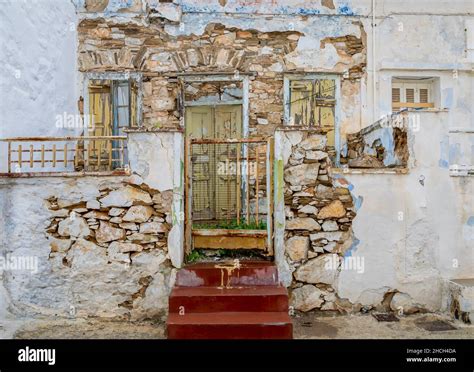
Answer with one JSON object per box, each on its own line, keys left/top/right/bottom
{"left": 292, "top": 312, "right": 473, "bottom": 339}
{"left": 3, "top": 318, "right": 164, "bottom": 339}
{"left": 1, "top": 312, "right": 471, "bottom": 339}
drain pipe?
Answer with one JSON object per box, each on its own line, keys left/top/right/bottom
{"left": 372, "top": 0, "right": 377, "bottom": 123}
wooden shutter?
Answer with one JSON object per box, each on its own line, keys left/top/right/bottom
{"left": 405, "top": 88, "right": 415, "bottom": 103}
{"left": 419, "top": 88, "right": 429, "bottom": 103}
{"left": 392, "top": 88, "right": 401, "bottom": 103}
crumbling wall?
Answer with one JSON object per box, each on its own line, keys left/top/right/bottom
{"left": 277, "top": 130, "right": 432, "bottom": 315}
{"left": 76, "top": 10, "right": 366, "bottom": 136}
{"left": 0, "top": 128, "right": 184, "bottom": 321}
{"left": 78, "top": 20, "right": 305, "bottom": 134}
{"left": 275, "top": 130, "right": 357, "bottom": 311}
{"left": 0, "top": 176, "right": 175, "bottom": 321}
{"left": 4, "top": 0, "right": 471, "bottom": 321}
{"left": 342, "top": 120, "right": 409, "bottom": 168}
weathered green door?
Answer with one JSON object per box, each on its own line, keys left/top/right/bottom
{"left": 186, "top": 105, "right": 242, "bottom": 223}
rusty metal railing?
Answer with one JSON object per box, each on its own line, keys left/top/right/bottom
{"left": 186, "top": 137, "right": 273, "bottom": 228}
{"left": 0, "top": 136, "right": 128, "bottom": 176}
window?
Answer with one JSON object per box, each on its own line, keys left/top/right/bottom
{"left": 284, "top": 74, "right": 340, "bottom": 165}
{"left": 88, "top": 79, "right": 138, "bottom": 136}
{"left": 392, "top": 78, "right": 435, "bottom": 110}
{"left": 85, "top": 77, "right": 139, "bottom": 170}
{"left": 284, "top": 74, "right": 339, "bottom": 162}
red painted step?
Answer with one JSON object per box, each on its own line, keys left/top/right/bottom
{"left": 169, "top": 286, "right": 289, "bottom": 313}
{"left": 175, "top": 261, "right": 278, "bottom": 287}
{"left": 167, "top": 260, "right": 293, "bottom": 339}
{"left": 167, "top": 312, "right": 293, "bottom": 339}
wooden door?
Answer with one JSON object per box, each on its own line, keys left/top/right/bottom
{"left": 186, "top": 107, "right": 215, "bottom": 221}
{"left": 186, "top": 105, "right": 242, "bottom": 224}
{"left": 214, "top": 106, "right": 242, "bottom": 222}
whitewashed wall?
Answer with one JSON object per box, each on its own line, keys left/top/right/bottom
{"left": 0, "top": 0, "right": 79, "bottom": 172}
{"left": 338, "top": 6, "right": 473, "bottom": 311}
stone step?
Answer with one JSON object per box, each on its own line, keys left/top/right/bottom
{"left": 175, "top": 260, "right": 279, "bottom": 287}
{"left": 167, "top": 312, "right": 293, "bottom": 339}
{"left": 169, "top": 285, "right": 289, "bottom": 313}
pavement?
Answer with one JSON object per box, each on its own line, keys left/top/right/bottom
{"left": 1, "top": 312, "right": 472, "bottom": 339}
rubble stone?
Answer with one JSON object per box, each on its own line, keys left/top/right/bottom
{"left": 99, "top": 186, "right": 152, "bottom": 207}
{"left": 96, "top": 221, "right": 125, "bottom": 243}
{"left": 291, "top": 285, "right": 324, "bottom": 311}
{"left": 285, "top": 236, "right": 309, "bottom": 261}
{"left": 294, "top": 254, "right": 340, "bottom": 285}
{"left": 317, "top": 200, "right": 346, "bottom": 219}
{"left": 123, "top": 205, "right": 154, "bottom": 223}
{"left": 139, "top": 221, "right": 167, "bottom": 234}
{"left": 322, "top": 220, "right": 339, "bottom": 232}
{"left": 284, "top": 163, "right": 319, "bottom": 186}
{"left": 57, "top": 217, "right": 90, "bottom": 238}
{"left": 286, "top": 218, "right": 321, "bottom": 231}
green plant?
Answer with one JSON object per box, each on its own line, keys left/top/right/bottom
{"left": 186, "top": 250, "right": 205, "bottom": 263}
{"left": 187, "top": 248, "right": 266, "bottom": 260}
{"left": 193, "top": 218, "right": 267, "bottom": 230}
{"left": 216, "top": 248, "right": 264, "bottom": 258}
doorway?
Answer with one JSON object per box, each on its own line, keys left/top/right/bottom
{"left": 186, "top": 105, "right": 242, "bottom": 223}
{"left": 184, "top": 105, "right": 273, "bottom": 257}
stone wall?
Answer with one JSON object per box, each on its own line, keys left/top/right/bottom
{"left": 77, "top": 16, "right": 365, "bottom": 136}
{"left": 280, "top": 131, "right": 432, "bottom": 315}
{"left": 0, "top": 176, "right": 175, "bottom": 321}
{"left": 276, "top": 131, "right": 358, "bottom": 312}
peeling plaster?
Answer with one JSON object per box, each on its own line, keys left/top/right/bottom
{"left": 338, "top": 4, "right": 355, "bottom": 16}
{"left": 439, "top": 135, "right": 449, "bottom": 169}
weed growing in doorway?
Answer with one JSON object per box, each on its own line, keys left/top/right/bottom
{"left": 193, "top": 219, "right": 267, "bottom": 230}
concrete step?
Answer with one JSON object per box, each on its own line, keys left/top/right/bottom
{"left": 167, "top": 312, "right": 293, "bottom": 339}
{"left": 167, "top": 261, "right": 293, "bottom": 339}
{"left": 169, "top": 285, "right": 289, "bottom": 313}
{"left": 175, "top": 260, "right": 279, "bottom": 287}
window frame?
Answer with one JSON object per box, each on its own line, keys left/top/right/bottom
{"left": 83, "top": 72, "right": 142, "bottom": 133}
{"left": 391, "top": 78, "right": 435, "bottom": 110}
{"left": 283, "top": 73, "right": 341, "bottom": 165}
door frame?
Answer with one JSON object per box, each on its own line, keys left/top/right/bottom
{"left": 179, "top": 74, "right": 250, "bottom": 138}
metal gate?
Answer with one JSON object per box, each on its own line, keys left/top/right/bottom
{"left": 185, "top": 137, "right": 273, "bottom": 254}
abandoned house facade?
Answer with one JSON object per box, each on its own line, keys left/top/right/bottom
{"left": 0, "top": 0, "right": 473, "bottom": 325}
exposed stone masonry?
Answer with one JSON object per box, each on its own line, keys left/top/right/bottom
{"left": 78, "top": 19, "right": 366, "bottom": 136}
{"left": 281, "top": 131, "right": 357, "bottom": 312}
{"left": 44, "top": 176, "right": 173, "bottom": 320}
{"left": 342, "top": 118, "right": 408, "bottom": 168}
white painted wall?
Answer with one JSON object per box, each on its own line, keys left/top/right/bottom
{"left": 338, "top": 4, "right": 474, "bottom": 310}
{"left": 127, "top": 130, "right": 185, "bottom": 268}
{"left": 338, "top": 112, "right": 473, "bottom": 311}
{"left": 0, "top": 0, "right": 79, "bottom": 172}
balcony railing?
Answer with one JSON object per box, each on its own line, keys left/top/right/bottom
{"left": 0, "top": 136, "right": 129, "bottom": 176}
